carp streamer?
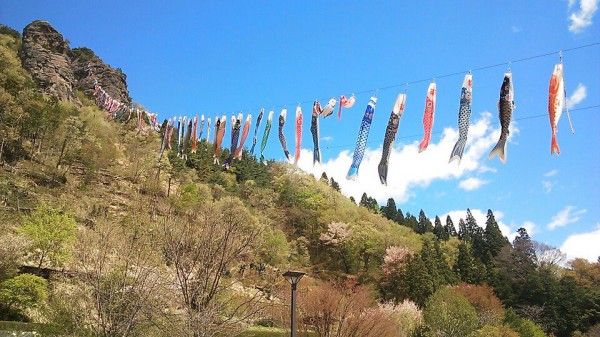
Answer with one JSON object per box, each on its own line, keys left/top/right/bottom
{"left": 378, "top": 93, "right": 406, "bottom": 185}
{"left": 259, "top": 110, "right": 274, "bottom": 164}
{"left": 449, "top": 74, "right": 473, "bottom": 164}
{"left": 347, "top": 96, "right": 377, "bottom": 180}
{"left": 278, "top": 108, "right": 291, "bottom": 160}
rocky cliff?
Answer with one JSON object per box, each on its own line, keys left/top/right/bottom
{"left": 20, "top": 20, "right": 79, "bottom": 103}
{"left": 19, "top": 20, "right": 130, "bottom": 104}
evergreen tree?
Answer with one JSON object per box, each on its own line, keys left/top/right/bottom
{"left": 349, "top": 196, "right": 356, "bottom": 204}
{"left": 395, "top": 209, "right": 406, "bottom": 226}
{"left": 405, "top": 213, "right": 419, "bottom": 232}
{"left": 454, "top": 242, "right": 487, "bottom": 284}
{"left": 458, "top": 219, "right": 469, "bottom": 241}
{"left": 359, "top": 193, "right": 369, "bottom": 208}
{"left": 330, "top": 178, "right": 341, "bottom": 192}
{"left": 433, "top": 216, "right": 448, "bottom": 240}
{"left": 398, "top": 236, "right": 457, "bottom": 305}
{"left": 512, "top": 227, "right": 538, "bottom": 280}
{"left": 455, "top": 242, "right": 476, "bottom": 283}
{"left": 444, "top": 215, "right": 457, "bottom": 237}
{"left": 417, "top": 209, "right": 434, "bottom": 234}
{"left": 320, "top": 172, "right": 329, "bottom": 183}
{"left": 367, "top": 196, "right": 379, "bottom": 214}
{"left": 381, "top": 198, "right": 398, "bottom": 221}
{"left": 484, "top": 209, "right": 509, "bottom": 258}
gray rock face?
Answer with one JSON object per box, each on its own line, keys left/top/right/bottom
{"left": 20, "top": 20, "right": 80, "bottom": 103}
{"left": 19, "top": 20, "right": 130, "bottom": 104}
{"left": 72, "top": 50, "right": 131, "bottom": 104}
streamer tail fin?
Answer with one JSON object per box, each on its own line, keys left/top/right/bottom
{"left": 551, "top": 133, "right": 560, "bottom": 155}
{"left": 378, "top": 163, "right": 388, "bottom": 185}
{"left": 347, "top": 167, "right": 358, "bottom": 181}
{"left": 449, "top": 138, "right": 467, "bottom": 164}
{"left": 488, "top": 138, "right": 507, "bottom": 163}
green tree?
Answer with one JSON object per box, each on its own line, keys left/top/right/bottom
{"left": 504, "top": 308, "right": 547, "bottom": 337}
{"left": 0, "top": 274, "right": 48, "bottom": 320}
{"left": 512, "top": 227, "right": 538, "bottom": 281}
{"left": 423, "top": 287, "right": 478, "bottom": 337}
{"left": 18, "top": 202, "right": 77, "bottom": 268}
{"left": 381, "top": 197, "right": 398, "bottom": 221}
{"left": 473, "top": 325, "right": 519, "bottom": 337}
{"left": 444, "top": 215, "right": 457, "bottom": 237}
{"left": 397, "top": 235, "right": 457, "bottom": 305}
{"left": 417, "top": 209, "right": 434, "bottom": 234}
{"left": 484, "top": 209, "right": 509, "bottom": 258}
{"left": 433, "top": 215, "right": 448, "bottom": 240}
{"left": 395, "top": 208, "right": 406, "bottom": 226}
{"left": 330, "top": 177, "right": 341, "bottom": 192}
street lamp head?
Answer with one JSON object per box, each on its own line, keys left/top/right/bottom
{"left": 283, "top": 270, "right": 306, "bottom": 285}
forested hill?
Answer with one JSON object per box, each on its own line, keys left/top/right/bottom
{"left": 0, "top": 22, "right": 598, "bottom": 337}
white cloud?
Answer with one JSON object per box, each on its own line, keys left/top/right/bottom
{"left": 441, "top": 209, "right": 512, "bottom": 238}
{"left": 478, "top": 165, "right": 497, "bottom": 174}
{"left": 569, "top": 0, "right": 577, "bottom": 8}
{"left": 547, "top": 206, "right": 587, "bottom": 230}
{"left": 297, "top": 112, "right": 517, "bottom": 204}
{"left": 561, "top": 224, "right": 600, "bottom": 262}
{"left": 567, "top": 83, "right": 587, "bottom": 109}
{"left": 322, "top": 136, "right": 333, "bottom": 141}
{"left": 542, "top": 180, "right": 554, "bottom": 193}
{"left": 459, "top": 177, "right": 488, "bottom": 191}
{"left": 511, "top": 25, "right": 522, "bottom": 33}
{"left": 544, "top": 169, "right": 559, "bottom": 177}
{"left": 521, "top": 221, "right": 538, "bottom": 235}
{"left": 568, "top": 0, "right": 599, "bottom": 33}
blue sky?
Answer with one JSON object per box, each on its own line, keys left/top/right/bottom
{"left": 2, "top": 0, "right": 599, "bottom": 261}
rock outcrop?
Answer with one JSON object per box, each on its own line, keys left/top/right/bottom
{"left": 72, "top": 48, "right": 131, "bottom": 104}
{"left": 19, "top": 20, "right": 130, "bottom": 105}
{"left": 20, "top": 20, "right": 80, "bottom": 103}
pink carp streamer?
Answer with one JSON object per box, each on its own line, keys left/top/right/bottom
{"left": 294, "top": 106, "right": 303, "bottom": 165}
{"left": 191, "top": 116, "right": 198, "bottom": 154}
{"left": 213, "top": 116, "right": 226, "bottom": 164}
{"left": 338, "top": 95, "right": 356, "bottom": 120}
{"left": 234, "top": 114, "right": 252, "bottom": 159}
{"left": 419, "top": 82, "right": 437, "bottom": 153}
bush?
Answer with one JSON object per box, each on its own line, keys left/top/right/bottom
{"left": 423, "top": 287, "right": 478, "bottom": 337}
{"left": 0, "top": 274, "right": 48, "bottom": 320}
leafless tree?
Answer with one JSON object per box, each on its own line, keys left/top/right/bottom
{"left": 160, "top": 197, "right": 268, "bottom": 337}
{"left": 63, "top": 218, "right": 167, "bottom": 337}
{"left": 299, "top": 281, "right": 401, "bottom": 337}
{"left": 533, "top": 241, "right": 566, "bottom": 274}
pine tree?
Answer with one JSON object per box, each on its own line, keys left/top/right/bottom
{"left": 359, "top": 193, "right": 369, "bottom": 208}
{"left": 330, "top": 178, "right": 341, "bottom": 192}
{"left": 433, "top": 216, "right": 448, "bottom": 240}
{"left": 395, "top": 209, "right": 406, "bottom": 226}
{"left": 417, "top": 209, "right": 434, "bottom": 234}
{"left": 349, "top": 196, "right": 356, "bottom": 204}
{"left": 381, "top": 198, "right": 398, "bottom": 221}
{"left": 512, "top": 227, "right": 538, "bottom": 278}
{"left": 444, "top": 215, "right": 457, "bottom": 237}
{"left": 455, "top": 242, "right": 475, "bottom": 283}
{"left": 320, "top": 172, "right": 329, "bottom": 183}
{"left": 458, "top": 219, "right": 469, "bottom": 242}
{"left": 405, "top": 213, "right": 419, "bottom": 232}
{"left": 484, "top": 209, "right": 508, "bottom": 258}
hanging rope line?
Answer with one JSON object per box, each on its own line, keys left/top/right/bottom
{"left": 315, "top": 104, "right": 599, "bottom": 151}
{"left": 222, "top": 42, "right": 600, "bottom": 116}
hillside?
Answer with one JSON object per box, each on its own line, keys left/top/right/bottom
{"left": 1, "top": 22, "right": 599, "bottom": 337}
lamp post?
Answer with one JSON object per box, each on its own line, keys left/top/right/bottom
{"left": 283, "top": 270, "right": 306, "bottom": 337}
